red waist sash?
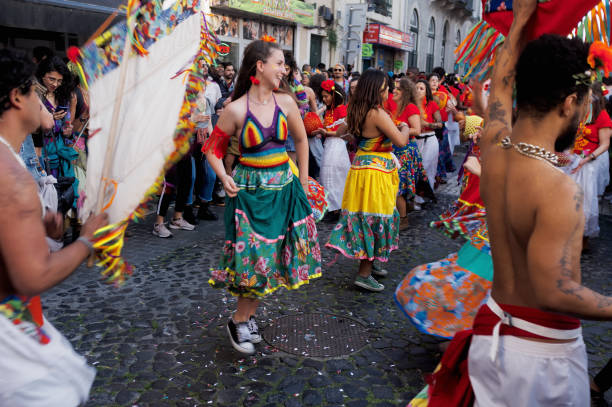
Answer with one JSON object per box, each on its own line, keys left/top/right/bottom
{"left": 427, "top": 300, "right": 581, "bottom": 407}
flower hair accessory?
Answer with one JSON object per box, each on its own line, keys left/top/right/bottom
{"left": 321, "top": 80, "right": 336, "bottom": 92}
{"left": 261, "top": 35, "right": 276, "bottom": 43}
{"left": 250, "top": 76, "right": 260, "bottom": 85}
{"left": 573, "top": 70, "right": 593, "bottom": 87}
{"left": 587, "top": 41, "right": 612, "bottom": 77}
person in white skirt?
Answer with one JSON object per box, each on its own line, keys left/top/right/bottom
{"left": 415, "top": 79, "right": 442, "bottom": 191}
{"left": 0, "top": 48, "right": 108, "bottom": 406}
{"left": 567, "top": 82, "right": 612, "bottom": 244}
{"left": 313, "top": 80, "right": 350, "bottom": 221}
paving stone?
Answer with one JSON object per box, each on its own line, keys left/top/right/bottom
{"left": 324, "top": 387, "right": 344, "bottom": 404}
{"left": 302, "top": 389, "right": 322, "bottom": 405}
{"left": 216, "top": 388, "right": 241, "bottom": 405}
{"left": 38, "top": 154, "right": 612, "bottom": 406}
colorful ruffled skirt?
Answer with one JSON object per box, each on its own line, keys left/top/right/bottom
{"left": 393, "top": 141, "right": 430, "bottom": 200}
{"left": 326, "top": 150, "right": 400, "bottom": 262}
{"left": 209, "top": 162, "right": 322, "bottom": 298}
{"left": 394, "top": 223, "right": 492, "bottom": 339}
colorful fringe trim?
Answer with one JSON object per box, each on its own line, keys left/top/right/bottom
{"left": 454, "top": 21, "right": 505, "bottom": 81}
{"left": 90, "top": 8, "right": 219, "bottom": 285}
{"left": 573, "top": 1, "right": 612, "bottom": 46}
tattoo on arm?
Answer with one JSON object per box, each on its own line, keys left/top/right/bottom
{"left": 573, "top": 187, "right": 584, "bottom": 212}
{"left": 487, "top": 100, "right": 509, "bottom": 127}
{"left": 556, "top": 220, "right": 585, "bottom": 300}
{"left": 502, "top": 71, "right": 515, "bottom": 88}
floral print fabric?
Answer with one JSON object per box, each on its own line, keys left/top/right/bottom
{"left": 393, "top": 141, "right": 430, "bottom": 200}
{"left": 209, "top": 163, "right": 322, "bottom": 298}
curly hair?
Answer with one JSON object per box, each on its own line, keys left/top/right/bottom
{"left": 36, "top": 56, "right": 75, "bottom": 107}
{"left": 0, "top": 48, "right": 35, "bottom": 117}
{"left": 516, "top": 35, "right": 591, "bottom": 118}
{"left": 395, "top": 78, "right": 418, "bottom": 119}
{"left": 309, "top": 73, "right": 327, "bottom": 102}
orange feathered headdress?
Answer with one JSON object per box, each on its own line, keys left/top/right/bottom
{"left": 260, "top": 35, "right": 276, "bottom": 43}
{"left": 587, "top": 41, "right": 612, "bottom": 77}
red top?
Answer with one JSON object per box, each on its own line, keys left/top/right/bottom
{"left": 573, "top": 110, "right": 612, "bottom": 155}
{"left": 384, "top": 94, "right": 397, "bottom": 114}
{"left": 397, "top": 103, "right": 420, "bottom": 125}
{"left": 420, "top": 100, "right": 440, "bottom": 132}
{"left": 323, "top": 104, "right": 347, "bottom": 132}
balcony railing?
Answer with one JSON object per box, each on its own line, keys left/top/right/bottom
{"left": 367, "top": 0, "right": 392, "bottom": 17}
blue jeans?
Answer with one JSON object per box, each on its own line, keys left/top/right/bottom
{"left": 199, "top": 157, "right": 216, "bottom": 202}
{"left": 19, "top": 134, "right": 45, "bottom": 182}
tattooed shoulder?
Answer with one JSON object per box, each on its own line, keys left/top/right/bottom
{"left": 573, "top": 186, "right": 584, "bottom": 212}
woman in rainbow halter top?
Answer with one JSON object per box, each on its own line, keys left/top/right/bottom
{"left": 203, "top": 40, "right": 321, "bottom": 355}
{"left": 326, "top": 69, "right": 410, "bottom": 292}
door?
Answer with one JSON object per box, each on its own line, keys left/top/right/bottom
{"left": 310, "top": 34, "right": 322, "bottom": 67}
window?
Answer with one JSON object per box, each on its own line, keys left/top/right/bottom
{"left": 455, "top": 29, "right": 461, "bottom": 48}
{"left": 368, "top": 0, "right": 392, "bottom": 17}
{"left": 426, "top": 17, "right": 435, "bottom": 73}
{"left": 408, "top": 9, "right": 418, "bottom": 69}
{"left": 441, "top": 21, "right": 449, "bottom": 70}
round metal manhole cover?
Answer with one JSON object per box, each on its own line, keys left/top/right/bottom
{"left": 262, "top": 313, "right": 370, "bottom": 358}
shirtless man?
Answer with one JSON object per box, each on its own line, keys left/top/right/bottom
{"left": 0, "top": 49, "right": 107, "bottom": 405}
{"left": 469, "top": 1, "right": 612, "bottom": 405}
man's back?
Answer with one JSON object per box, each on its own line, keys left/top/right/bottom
{"left": 481, "top": 129, "right": 584, "bottom": 310}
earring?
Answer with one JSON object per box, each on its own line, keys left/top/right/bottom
{"left": 250, "top": 76, "right": 260, "bottom": 85}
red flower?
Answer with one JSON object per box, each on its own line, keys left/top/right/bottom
{"left": 321, "top": 80, "right": 335, "bottom": 93}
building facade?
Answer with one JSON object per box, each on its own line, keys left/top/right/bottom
{"left": 296, "top": 0, "right": 481, "bottom": 75}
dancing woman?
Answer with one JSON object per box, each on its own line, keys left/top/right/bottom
{"left": 204, "top": 40, "right": 322, "bottom": 355}
{"left": 314, "top": 80, "right": 350, "bottom": 220}
{"left": 326, "top": 69, "right": 409, "bottom": 292}
{"left": 415, "top": 79, "right": 441, "bottom": 190}
{"left": 390, "top": 78, "right": 431, "bottom": 229}
{"left": 568, "top": 82, "right": 612, "bottom": 244}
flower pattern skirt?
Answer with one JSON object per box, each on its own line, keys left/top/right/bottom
{"left": 209, "top": 162, "right": 322, "bottom": 298}
{"left": 394, "top": 224, "right": 492, "bottom": 339}
{"left": 326, "top": 150, "right": 400, "bottom": 262}
{"left": 393, "top": 141, "right": 430, "bottom": 200}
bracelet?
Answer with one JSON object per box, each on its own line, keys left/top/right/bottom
{"left": 77, "top": 236, "right": 94, "bottom": 254}
{"left": 590, "top": 153, "right": 597, "bottom": 161}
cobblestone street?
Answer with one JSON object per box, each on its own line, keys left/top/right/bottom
{"left": 44, "top": 163, "right": 612, "bottom": 407}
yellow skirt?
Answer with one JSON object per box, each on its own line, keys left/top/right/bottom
{"left": 326, "top": 150, "right": 400, "bottom": 261}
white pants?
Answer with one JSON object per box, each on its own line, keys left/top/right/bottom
{"left": 468, "top": 334, "right": 588, "bottom": 407}
{"left": 0, "top": 315, "right": 95, "bottom": 406}
{"left": 566, "top": 154, "right": 602, "bottom": 237}
{"left": 416, "top": 135, "right": 439, "bottom": 190}
{"left": 320, "top": 137, "right": 351, "bottom": 211}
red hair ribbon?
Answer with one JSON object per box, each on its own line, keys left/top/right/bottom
{"left": 250, "top": 76, "right": 260, "bottom": 85}
{"left": 202, "top": 126, "right": 231, "bottom": 159}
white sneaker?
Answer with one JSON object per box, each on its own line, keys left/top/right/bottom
{"left": 415, "top": 196, "right": 425, "bottom": 204}
{"left": 152, "top": 223, "right": 173, "bottom": 238}
{"left": 248, "top": 316, "right": 262, "bottom": 344}
{"left": 227, "top": 319, "right": 255, "bottom": 355}
{"left": 169, "top": 217, "right": 195, "bottom": 230}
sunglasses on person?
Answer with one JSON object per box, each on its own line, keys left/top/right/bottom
{"left": 333, "top": 68, "right": 343, "bottom": 72}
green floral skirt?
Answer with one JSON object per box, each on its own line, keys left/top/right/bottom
{"left": 209, "top": 162, "right": 322, "bottom": 298}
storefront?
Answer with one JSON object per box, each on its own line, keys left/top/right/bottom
{"left": 362, "top": 23, "right": 413, "bottom": 74}
{"left": 210, "top": 0, "right": 314, "bottom": 70}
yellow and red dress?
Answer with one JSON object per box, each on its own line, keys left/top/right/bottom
{"left": 326, "top": 135, "right": 399, "bottom": 261}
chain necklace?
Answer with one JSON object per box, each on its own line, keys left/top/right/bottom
{"left": 500, "top": 135, "right": 562, "bottom": 170}
{"left": 0, "top": 134, "right": 25, "bottom": 168}
{"left": 249, "top": 91, "right": 272, "bottom": 106}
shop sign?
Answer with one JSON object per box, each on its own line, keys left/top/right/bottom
{"left": 226, "top": 0, "right": 315, "bottom": 26}
{"left": 218, "top": 42, "right": 231, "bottom": 56}
{"left": 394, "top": 60, "right": 403, "bottom": 70}
{"left": 364, "top": 23, "right": 413, "bottom": 51}
{"left": 363, "top": 24, "right": 380, "bottom": 43}
{"left": 362, "top": 43, "right": 374, "bottom": 58}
